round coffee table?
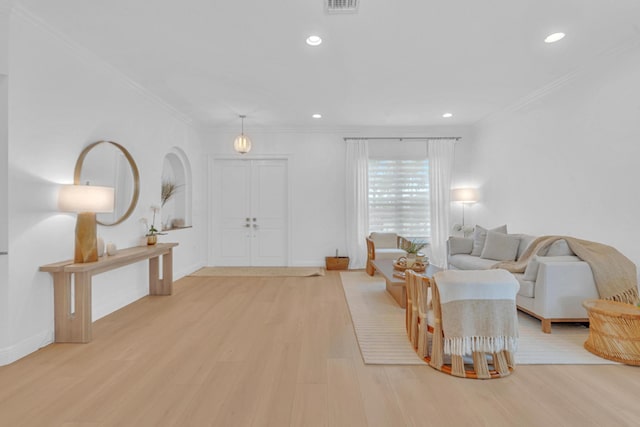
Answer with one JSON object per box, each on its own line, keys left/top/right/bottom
{"left": 582, "top": 299, "right": 640, "bottom": 365}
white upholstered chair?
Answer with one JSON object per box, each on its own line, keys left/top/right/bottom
{"left": 405, "top": 270, "right": 420, "bottom": 348}
{"left": 428, "top": 270, "right": 519, "bottom": 379}
{"left": 406, "top": 270, "right": 433, "bottom": 359}
{"left": 415, "top": 273, "right": 433, "bottom": 360}
{"left": 366, "top": 232, "right": 408, "bottom": 276}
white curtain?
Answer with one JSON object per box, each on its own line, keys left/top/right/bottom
{"left": 345, "top": 139, "right": 370, "bottom": 269}
{"left": 428, "top": 139, "right": 455, "bottom": 269}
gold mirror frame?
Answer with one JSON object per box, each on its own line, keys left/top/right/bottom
{"left": 73, "top": 140, "right": 140, "bottom": 226}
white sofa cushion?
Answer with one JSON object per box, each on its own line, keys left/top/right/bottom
{"left": 523, "top": 255, "right": 581, "bottom": 281}
{"left": 480, "top": 231, "right": 520, "bottom": 261}
{"left": 448, "top": 254, "right": 498, "bottom": 270}
{"left": 514, "top": 273, "right": 536, "bottom": 298}
{"left": 512, "top": 234, "right": 537, "bottom": 260}
{"left": 449, "top": 237, "right": 473, "bottom": 255}
{"left": 470, "top": 224, "right": 507, "bottom": 256}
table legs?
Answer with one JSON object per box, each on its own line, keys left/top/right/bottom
{"left": 385, "top": 280, "right": 407, "bottom": 309}
{"left": 52, "top": 271, "right": 92, "bottom": 343}
{"left": 149, "top": 250, "right": 173, "bottom": 296}
{"left": 50, "top": 248, "right": 174, "bottom": 343}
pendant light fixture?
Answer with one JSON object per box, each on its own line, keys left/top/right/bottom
{"left": 233, "top": 115, "right": 252, "bottom": 154}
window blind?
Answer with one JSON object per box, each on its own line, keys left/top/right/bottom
{"left": 368, "top": 159, "right": 430, "bottom": 240}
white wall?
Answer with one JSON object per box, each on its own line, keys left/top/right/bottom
{"left": 205, "top": 126, "right": 471, "bottom": 266}
{"left": 0, "top": 9, "right": 207, "bottom": 365}
{"left": 0, "top": 3, "right": 10, "bottom": 356}
{"left": 461, "top": 42, "right": 640, "bottom": 274}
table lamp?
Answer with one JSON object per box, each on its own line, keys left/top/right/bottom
{"left": 58, "top": 184, "right": 115, "bottom": 263}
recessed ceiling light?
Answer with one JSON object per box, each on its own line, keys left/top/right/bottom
{"left": 442, "top": 113, "right": 453, "bottom": 118}
{"left": 306, "top": 35, "right": 322, "bottom": 46}
{"left": 312, "top": 113, "right": 322, "bottom": 119}
{"left": 544, "top": 32, "right": 565, "bottom": 43}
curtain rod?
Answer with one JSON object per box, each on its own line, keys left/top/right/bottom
{"left": 343, "top": 136, "right": 461, "bottom": 142}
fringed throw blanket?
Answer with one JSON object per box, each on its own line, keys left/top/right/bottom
{"left": 494, "top": 236, "right": 639, "bottom": 305}
{"left": 434, "top": 270, "right": 520, "bottom": 357}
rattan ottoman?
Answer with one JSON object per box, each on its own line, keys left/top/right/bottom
{"left": 582, "top": 299, "right": 640, "bottom": 365}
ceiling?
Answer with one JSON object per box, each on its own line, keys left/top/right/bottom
{"left": 17, "top": 0, "right": 640, "bottom": 129}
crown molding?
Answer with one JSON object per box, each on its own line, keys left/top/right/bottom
{"left": 201, "top": 124, "right": 472, "bottom": 137}
{"left": 11, "top": 4, "right": 195, "bottom": 126}
{"left": 476, "top": 36, "right": 640, "bottom": 127}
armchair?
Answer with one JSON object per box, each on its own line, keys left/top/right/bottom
{"left": 365, "top": 232, "right": 409, "bottom": 276}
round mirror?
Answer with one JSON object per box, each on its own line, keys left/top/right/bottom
{"left": 74, "top": 140, "right": 140, "bottom": 226}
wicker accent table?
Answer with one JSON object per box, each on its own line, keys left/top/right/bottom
{"left": 582, "top": 299, "right": 640, "bottom": 365}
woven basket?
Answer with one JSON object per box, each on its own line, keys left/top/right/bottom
{"left": 325, "top": 256, "right": 349, "bottom": 270}
{"left": 582, "top": 299, "right": 640, "bottom": 365}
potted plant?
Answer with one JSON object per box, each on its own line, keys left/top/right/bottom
{"left": 142, "top": 206, "right": 166, "bottom": 245}
{"left": 146, "top": 224, "right": 162, "bottom": 245}
{"left": 402, "top": 240, "right": 427, "bottom": 266}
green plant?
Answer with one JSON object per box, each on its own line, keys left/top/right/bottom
{"left": 143, "top": 205, "right": 166, "bottom": 236}
{"left": 146, "top": 224, "right": 160, "bottom": 236}
{"left": 402, "top": 240, "right": 427, "bottom": 254}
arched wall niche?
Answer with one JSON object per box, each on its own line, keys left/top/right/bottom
{"left": 161, "top": 147, "right": 192, "bottom": 230}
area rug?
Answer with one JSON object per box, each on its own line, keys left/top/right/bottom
{"left": 190, "top": 266, "right": 325, "bottom": 277}
{"left": 340, "top": 271, "right": 616, "bottom": 365}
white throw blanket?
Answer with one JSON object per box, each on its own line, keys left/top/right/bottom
{"left": 494, "top": 236, "right": 639, "bottom": 304}
{"left": 434, "top": 270, "right": 520, "bottom": 356}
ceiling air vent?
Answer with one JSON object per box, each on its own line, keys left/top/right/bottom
{"left": 326, "top": 0, "right": 359, "bottom": 14}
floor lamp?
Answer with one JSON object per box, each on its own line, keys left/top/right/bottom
{"left": 451, "top": 188, "right": 478, "bottom": 236}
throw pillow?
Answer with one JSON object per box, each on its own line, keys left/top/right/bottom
{"left": 515, "top": 234, "right": 537, "bottom": 260}
{"left": 448, "top": 237, "right": 473, "bottom": 255}
{"left": 546, "top": 239, "right": 574, "bottom": 256}
{"left": 523, "top": 255, "right": 582, "bottom": 281}
{"left": 470, "top": 224, "right": 508, "bottom": 256}
{"left": 480, "top": 231, "right": 520, "bottom": 261}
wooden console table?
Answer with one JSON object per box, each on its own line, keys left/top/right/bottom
{"left": 40, "top": 243, "right": 178, "bottom": 343}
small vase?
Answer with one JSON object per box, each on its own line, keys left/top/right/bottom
{"left": 106, "top": 242, "right": 117, "bottom": 256}
{"left": 147, "top": 235, "right": 158, "bottom": 246}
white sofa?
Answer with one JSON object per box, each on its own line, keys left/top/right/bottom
{"left": 447, "top": 227, "right": 598, "bottom": 333}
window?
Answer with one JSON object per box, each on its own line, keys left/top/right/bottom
{"left": 368, "top": 159, "right": 430, "bottom": 240}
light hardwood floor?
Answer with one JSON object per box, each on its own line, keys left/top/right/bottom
{"left": 1, "top": 272, "right": 639, "bottom": 426}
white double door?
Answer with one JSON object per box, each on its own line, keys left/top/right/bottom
{"left": 213, "top": 159, "right": 288, "bottom": 266}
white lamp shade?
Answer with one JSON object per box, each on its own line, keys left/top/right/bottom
{"left": 58, "top": 185, "right": 115, "bottom": 213}
{"left": 234, "top": 134, "right": 252, "bottom": 154}
{"left": 451, "top": 188, "right": 479, "bottom": 203}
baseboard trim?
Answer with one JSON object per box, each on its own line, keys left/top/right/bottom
{"left": 0, "top": 329, "right": 53, "bottom": 366}
{"left": 176, "top": 262, "right": 205, "bottom": 280}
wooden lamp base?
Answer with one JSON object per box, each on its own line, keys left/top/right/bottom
{"left": 74, "top": 212, "right": 98, "bottom": 263}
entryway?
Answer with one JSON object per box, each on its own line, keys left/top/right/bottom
{"left": 211, "top": 158, "right": 288, "bottom": 266}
